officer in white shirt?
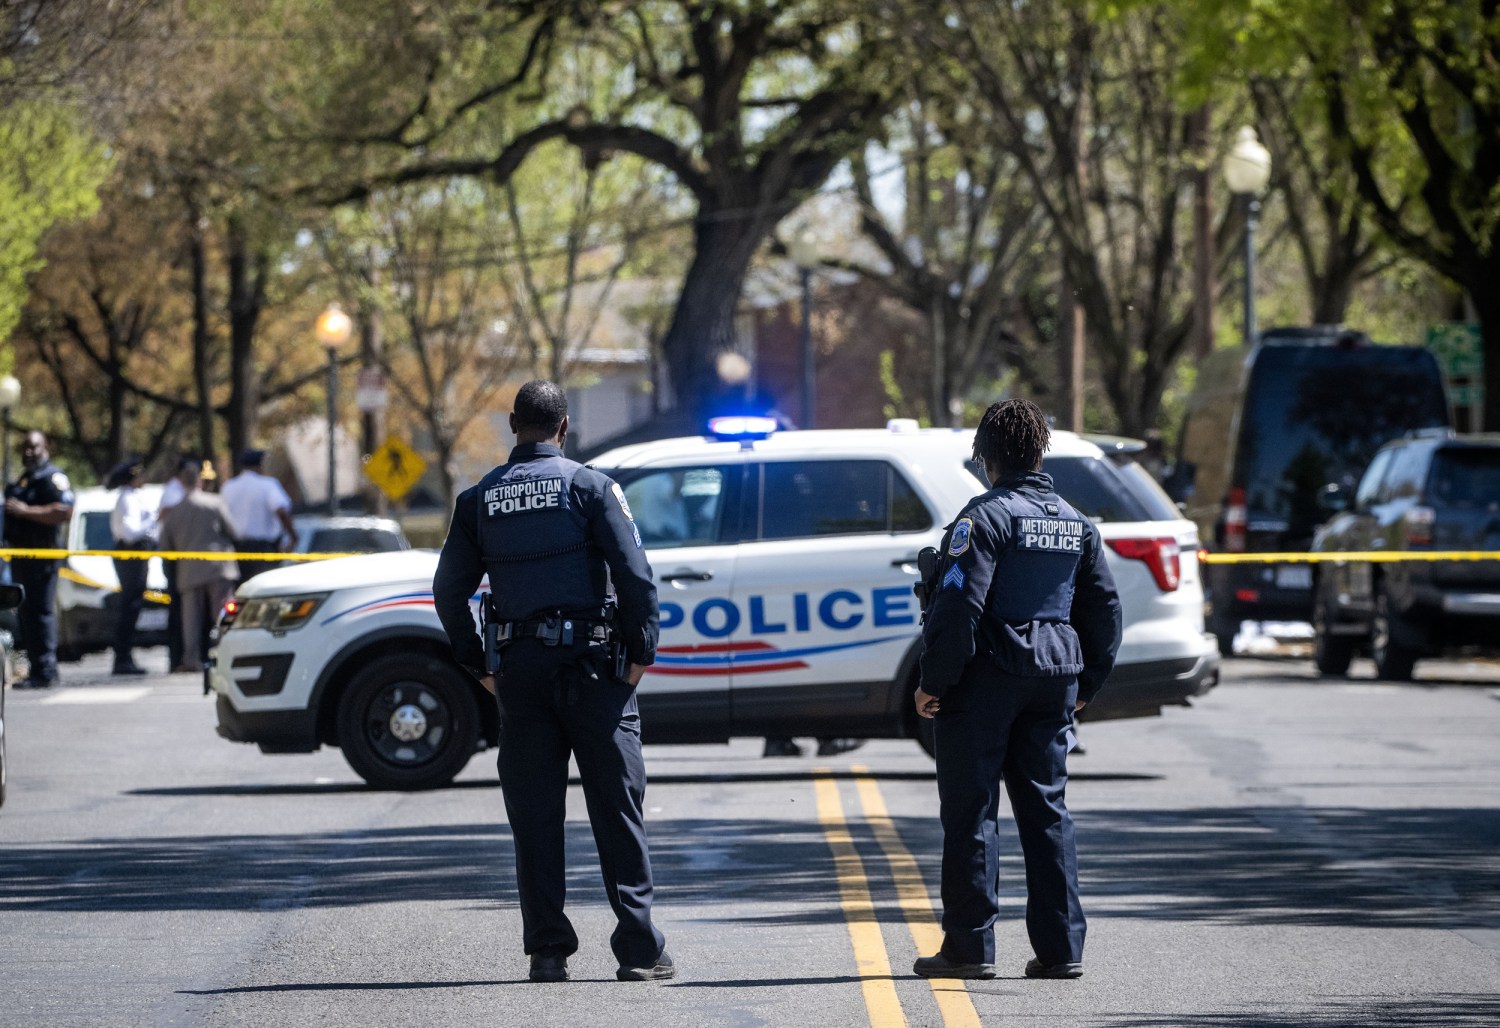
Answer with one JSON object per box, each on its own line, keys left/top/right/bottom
{"left": 220, "top": 449, "right": 297, "bottom": 581}
{"left": 108, "top": 457, "right": 158, "bottom": 675}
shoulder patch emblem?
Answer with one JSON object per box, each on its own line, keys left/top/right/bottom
{"left": 611, "top": 482, "right": 635, "bottom": 522}
{"left": 52, "top": 471, "right": 70, "bottom": 491}
{"left": 947, "top": 516, "right": 973, "bottom": 556}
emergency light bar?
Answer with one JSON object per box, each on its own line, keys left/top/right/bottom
{"left": 707, "top": 415, "right": 779, "bottom": 440}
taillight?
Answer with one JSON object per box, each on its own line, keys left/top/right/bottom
{"left": 1402, "top": 506, "right": 1435, "bottom": 546}
{"left": 1107, "top": 536, "right": 1183, "bottom": 592}
{"left": 1223, "top": 487, "right": 1247, "bottom": 553}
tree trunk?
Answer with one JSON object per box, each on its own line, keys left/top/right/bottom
{"left": 1469, "top": 268, "right": 1500, "bottom": 433}
{"left": 658, "top": 212, "right": 770, "bottom": 419}
{"left": 188, "top": 226, "right": 215, "bottom": 460}
{"left": 225, "top": 219, "right": 263, "bottom": 464}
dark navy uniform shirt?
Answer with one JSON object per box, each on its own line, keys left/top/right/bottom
{"left": 920, "top": 469, "right": 1121, "bottom": 703}
{"left": 4, "top": 460, "right": 75, "bottom": 549}
{"left": 433, "top": 442, "right": 658, "bottom": 677}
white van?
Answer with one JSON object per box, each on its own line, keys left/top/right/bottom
{"left": 57, "top": 486, "right": 170, "bottom": 660}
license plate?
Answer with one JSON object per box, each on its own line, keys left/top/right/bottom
{"left": 138, "top": 608, "right": 169, "bottom": 631}
{"left": 1275, "top": 565, "right": 1313, "bottom": 590}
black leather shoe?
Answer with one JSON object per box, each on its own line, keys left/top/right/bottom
{"left": 528, "top": 954, "right": 569, "bottom": 983}
{"left": 816, "top": 738, "right": 866, "bottom": 757}
{"left": 616, "top": 951, "right": 675, "bottom": 981}
{"left": 112, "top": 664, "right": 148, "bottom": 676}
{"left": 762, "top": 737, "right": 804, "bottom": 757}
{"left": 12, "top": 677, "right": 56, "bottom": 690}
{"left": 1024, "top": 958, "right": 1083, "bottom": 979}
{"left": 913, "top": 953, "right": 996, "bottom": 980}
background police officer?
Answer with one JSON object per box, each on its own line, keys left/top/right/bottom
{"left": 4, "top": 431, "right": 75, "bottom": 689}
{"left": 912, "top": 398, "right": 1121, "bottom": 982}
{"left": 433, "top": 379, "right": 673, "bottom": 985}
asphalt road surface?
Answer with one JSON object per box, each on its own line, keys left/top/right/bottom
{"left": 2, "top": 651, "right": 1498, "bottom": 1027}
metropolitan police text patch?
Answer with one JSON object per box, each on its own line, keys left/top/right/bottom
{"left": 484, "top": 476, "right": 564, "bottom": 516}
{"left": 1016, "top": 516, "right": 1084, "bottom": 553}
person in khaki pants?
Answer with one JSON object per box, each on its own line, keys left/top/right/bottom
{"left": 158, "top": 459, "right": 240, "bottom": 673}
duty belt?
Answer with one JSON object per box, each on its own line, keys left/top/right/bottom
{"left": 499, "top": 614, "right": 612, "bottom": 647}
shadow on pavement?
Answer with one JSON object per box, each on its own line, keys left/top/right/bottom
{"left": 1, "top": 805, "right": 1495, "bottom": 932}
{"left": 125, "top": 769, "right": 1158, "bottom": 797}
{"left": 1102, "top": 993, "right": 1500, "bottom": 1028}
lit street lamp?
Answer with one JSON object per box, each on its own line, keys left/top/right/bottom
{"left": 786, "top": 227, "right": 818, "bottom": 430}
{"left": 316, "top": 304, "right": 353, "bottom": 515}
{"left": 1223, "top": 126, "right": 1273, "bottom": 346}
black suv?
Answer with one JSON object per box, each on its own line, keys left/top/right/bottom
{"left": 1176, "top": 327, "right": 1450, "bottom": 654}
{"left": 1310, "top": 431, "right": 1500, "bottom": 680}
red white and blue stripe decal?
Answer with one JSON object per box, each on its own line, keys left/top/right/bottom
{"left": 651, "top": 635, "right": 905, "bottom": 676}
{"left": 321, "top": 590, "right": 437, "bottom": 625}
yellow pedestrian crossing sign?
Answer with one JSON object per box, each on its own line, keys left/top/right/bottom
{"left": 365, "top": 436, "right": 428, "bottom": 502}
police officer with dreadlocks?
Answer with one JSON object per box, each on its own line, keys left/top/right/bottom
{"left": 433, "top": 380, "right": 673, "bottom": 985}
{"left": 912, "top": 399, "right": 1121, "bottom": 982}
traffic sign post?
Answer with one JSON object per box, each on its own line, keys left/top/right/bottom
{"left": 1426, "top": 323, "right": 1484, "bottom": 431}
{"left": 364, "top": 436, "right": 427, "bottom": 503}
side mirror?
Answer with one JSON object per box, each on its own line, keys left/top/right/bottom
{"left": 1320, "top": 482, "right": 1350, "bottom": 515}
{"left": 1163, "top": 461, "right": 1197, "bottom": 503}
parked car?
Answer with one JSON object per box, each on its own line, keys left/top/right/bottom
{"left": 57, "top": 486, "right": 170, "bottom": 661}
{"left": 290, "top": 515, "right": 410, "bottom": 555}
{"left": 1311, "top": 430, "right": 1500, "bottom": 680}
{"left": 1176, "top": 327, "right": 1450, "bottom": 654}
{"left": 208, "top": 422, "right": 1217, "bottom": 789}
{"left": 1, "top": 581, "right": 25, "bottom": 808}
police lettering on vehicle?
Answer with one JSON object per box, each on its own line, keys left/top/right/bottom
{"left": 659, "top": 586, "right": 916, "bottom": 638}
{"left": 484, "top": 476, "right": 563, "bottom": 516}
{"left": 1016, "top": 516, "right": 1085, "bottom": 553}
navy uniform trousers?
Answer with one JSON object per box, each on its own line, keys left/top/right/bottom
{"left": 933, "top": 667, "right": 1085, "bottom": 967}
{"left": 494, "top": 638, "right": 665, "bottom": 970}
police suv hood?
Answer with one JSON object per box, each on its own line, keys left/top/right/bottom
{"left": 234, "top": 549, "right": 440, "bottom": 598}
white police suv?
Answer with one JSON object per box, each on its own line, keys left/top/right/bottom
{"left": 208, "top": 421, "right": 1218, "bottom": 789}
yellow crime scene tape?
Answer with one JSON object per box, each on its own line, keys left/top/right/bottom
{"left": 3, "top": 548, "right": 370, "bottom": 605}
{"left": 0, "top": 547, "right": 364, "bottom": 562}
{"left": 1199, "top": 551, "right": 1500, "bottom": 564}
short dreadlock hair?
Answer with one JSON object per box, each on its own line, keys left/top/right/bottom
{"left": 973, "top": 398, "right": 1050, "bottom": 475}
{"left": 512, "top": 379, "right": 568, "bottom": 435}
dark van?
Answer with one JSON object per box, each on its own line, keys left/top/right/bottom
{"left": 1176, "top": 327, "right": 1450, "bottom": 654}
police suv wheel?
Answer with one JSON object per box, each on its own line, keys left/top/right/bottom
{"left": 336, "top": 655, "right": 480, "bottom": 790}
{"left": 1312, "top": 598, "right": 1354, "bottom": 677}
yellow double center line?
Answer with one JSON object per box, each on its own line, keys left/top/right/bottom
{"left": 814, "top": 766, "right": 981, "bottom": 1028}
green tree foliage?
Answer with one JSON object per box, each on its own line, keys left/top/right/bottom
{"left": 298, "top": 0, "right": 910, "bottom": 418}
{"left": 0, "top": 102, "right": 105, "bottom": 358}
{"left": 1172, "top": 0, "right": 1500, "bottom": 427}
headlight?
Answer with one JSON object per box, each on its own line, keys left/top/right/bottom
{"left": 230, "top": 594, "right": 328, "bottom": 632}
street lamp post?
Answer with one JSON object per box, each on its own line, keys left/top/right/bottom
{"left": 1223, "top": 126, "right": 1273, "bottom": 346}
{"left": 0, "top": 374, "right": 19, "bottom": 552}
{"left": 316, "top": 304, "right": 353, "bottom": 515}
{"left": 0, "top": 375, "right": 20, "bottom": 489}
{"left": 786, "top": 228, "right": 818, "bottom": 430}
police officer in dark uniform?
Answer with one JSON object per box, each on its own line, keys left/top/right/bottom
{"left": 4, "top": 431, "right": 75, "bottom": 689}
{"left": 912, "top": 399, "right": 1121, "bottom": 981}
{"left": 433, "top": 380, "right": 673, "bottom": 985}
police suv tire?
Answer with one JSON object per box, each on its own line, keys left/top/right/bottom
{"left": 1371, "top": 590, "right": 1417, "bottom": 682}
{"left": 336, "top": 654, "right": 481, "bottom": 790}
{"left": 1312, "top": 600, "right": 1354, "bottom": 677}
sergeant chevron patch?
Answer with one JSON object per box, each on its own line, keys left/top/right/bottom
{"left": 942, "top": 564, "right": 965, "bottom": 590}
